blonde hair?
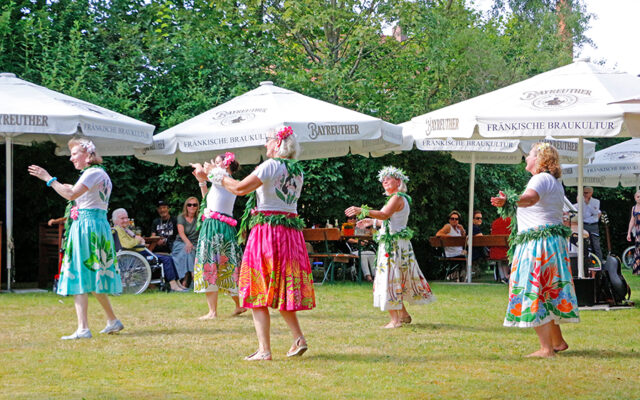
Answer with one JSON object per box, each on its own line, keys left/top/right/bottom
{"left": 68, "top": 138, "right": 103, "bottom": 165}
{"left": 533, "top": 142, "right": 561, "bottom": 178}
{"left": 181, "top": 196, "right": 199, "bottom": 218}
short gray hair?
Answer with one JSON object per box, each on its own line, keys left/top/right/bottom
{"left": 271, "top": 126, "right": 300, "bottom": 159}
{"left": 111, "top": 208, "right": 128, "bottom": 222}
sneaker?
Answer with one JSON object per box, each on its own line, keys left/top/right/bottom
{"left": 99, "top": 319, "right": 124, "bottom": 334}
{"left": 501, "top": 278, "right": 509, "bottom": 284}
{"left": 61, "top": 329, "right": 92, "bottom": 340}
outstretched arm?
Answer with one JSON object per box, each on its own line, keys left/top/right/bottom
{"left": 221, "top": 174, "right": 263, "bottom": 196}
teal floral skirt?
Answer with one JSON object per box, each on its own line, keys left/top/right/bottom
{"left": 193, "top": 218, "right": 242, "bottom": 294}
{"left": 504, "top": 231, "right": 580, "bottom": 328}
{"left": 58, "top": 209, "right": 121, "bottom": 296}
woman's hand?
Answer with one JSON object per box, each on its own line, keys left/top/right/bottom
{"left": 28, "top": 165, "right": 52, "bottom": 182}
{"left": 628, "top": 233, "right": 632, "bottom": 242}
{"left": 356, "top": 219, "right": 372, "bottom": 229}
{"left": 136, "top": 235, "right": 146, "bottom": 245}
{"left": 190, "top": 163, "right": 208, "bottom": 182}
{"left": 345, "top": 206, "right": 361, "bottom": 218}
{"left": 185, "top": 241, "right": 194, "bottom": 253}
{"left": 490, "top": 191, "right": 507, "bottom": 207}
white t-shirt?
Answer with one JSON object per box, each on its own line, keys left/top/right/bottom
{"left": 206, "top": 183, "right": 236, "bottom": 216}
{"left": 252, "top": 159, "right": 303, "bottom": 214}
{"left": 74, "top": 167, "right": 112, "bottom": 210}
{"left": 573, "top": 198, "right": 600, "bottom": 224}
{"left": 516, "top": 172, "right": 564, "bottom": 232}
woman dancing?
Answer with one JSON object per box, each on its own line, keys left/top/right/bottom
{"left": 626, "top": 190, "right": 640, "bottom": 275}
{"left": 216, "top": 126, "right": 315, "bottom": 360}
{"left": 345, "top": 166, "right": 435, "bottom": 328}
{"left": 192, "top": 153, "right": 246, "bottom": 319}
{"left": 491, "top": 143, "right": 579, "bottom": 357}
{"left": 28, "top": 138, "right": 123, "bottom": 339}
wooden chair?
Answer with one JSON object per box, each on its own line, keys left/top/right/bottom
{"left": 429, "top": 236, "right": 467, "bottom": 282}
{"left": 303, "top": 228, "right": 358, "bottom": 284}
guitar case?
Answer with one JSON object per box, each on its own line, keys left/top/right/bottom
{"left": 597, "top": 255, "right": 631, "bottom": 305}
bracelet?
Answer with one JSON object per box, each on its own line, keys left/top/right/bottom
{"left": 198, "top": 181, "right": 207, "bottom": 187}
{"left": 46, "top": 177, "right": 58, "bottom": 187}
{"left": 357, "top": 205, "right": 370, "bottom": 220}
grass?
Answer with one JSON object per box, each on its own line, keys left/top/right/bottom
{"left": 1, "top": 273, "right": 640, "bottom": 400}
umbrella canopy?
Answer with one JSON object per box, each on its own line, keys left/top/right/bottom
{"left": 0, "top": 72, "right": 155, "bottom": 290}
{"left": 563, "top": 139, "right": 640, "bottom": 189}
{"left": 136, "top": 81, "right": 402, "bottom": 165}
{"left": 404, "top": 58, "right": 640, "bottom": 278}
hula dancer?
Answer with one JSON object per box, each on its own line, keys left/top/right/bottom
{"left": 491, "top": 142, "right": 579, "bottom": 358}
{"left": 345, "top": 166, "right": 435, "bottom": 329}
{"left": 218, "top": 126, "right": 315, "bottom": 361}
{"left": 191, "top": 152, "right": 246, "bottom": 319}
{"left": 28, "top": 138, "right": 123, "bottom": 339}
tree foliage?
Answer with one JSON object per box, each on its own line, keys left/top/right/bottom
{"left": 0, "top": 0, "right": 602, "bottom": 283}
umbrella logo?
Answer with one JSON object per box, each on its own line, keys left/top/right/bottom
{"left": 59, "top": 99, "right": 119, "bottom": 118}
{"left": 212, "top": 109, "right": 265, "bottom": 126}
{"left": 521, "top": 89, "right": 590, "bottom": 110}
{"left": 601, "top": 151, "right": 640, "bottom": 161}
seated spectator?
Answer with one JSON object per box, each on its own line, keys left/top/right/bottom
{"left": 172, "top": 197, "right": 200, "bottom": 288}
{"left": 151, "top": 200, "right": 177, "bottom": 253}
{"left": 112, "top": 208, "right": 188, "bottom": 292}
{"left": 490, "top": 216, "right": 511, "bottom": 284}
{"left": 344, "top": 216, "right": 377, "bottom": 282}
{"left": 436, "top": 210, "right": 466, "bottom": 257}
{"left": 471, "top": 210, "right": 488, "bottom": 261}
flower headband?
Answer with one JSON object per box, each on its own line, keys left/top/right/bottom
{"left": 276, "top": 126, "right": 294, "bottom": 145}
{"left": 536, "top": 142, "right": 551, "bottom": 152}
{"left": 81, "top": 140, "right": 96, "bottom": 154}
{"left": 222, "top": 152, "right": 235, "bottom": 168}
{"left": 377, "top": 166, "right": 409, "bottom": 182}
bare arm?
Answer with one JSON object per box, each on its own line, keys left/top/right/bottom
{"left": 491, "top": 189, "right": 540, "bottom": 208}
{"left": 28, "top": 164, "right": 88, "bottom": 201}
{"left": 628, "top": 206, "right": 636, "bottom": 241}
{"left": 221, "top": 174, "right": 263, "bottom": 196}
{"left": 436, "top": 224, "right": 452, "bottom": 236}
{"left": 345, "top": 195, "right": 404, "bottom": 222}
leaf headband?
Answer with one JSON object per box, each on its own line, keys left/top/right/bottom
{"left": 377, "top": 166, "right": 409, "bottom": 182}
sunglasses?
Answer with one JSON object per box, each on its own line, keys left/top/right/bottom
{"left": 449, "top": 217, "right": 459, "bottom": 221}
{"left": 474, "top": 217, "right": 482, "bottom": 220}
{"left": 187, "top": 203, "right": 199, "bottom": 207}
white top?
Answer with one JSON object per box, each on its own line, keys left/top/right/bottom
{"left": 516, "top": 172, "right": 565, "bottom": 232}
{"left": 573, "top": 197, "right": 600, "bottom": 224}
{"left": 384, "top": 195, "right": 410, "bottom": 232}
{"left": 252, "top": 159, "right": 303, "bottom": 214}
{"left": 444, "top": 225, "right": 464, "bottom": 257}
{"left": 74, "top": 167, "right": 112, "bottom": 210}
{"left": 206, "top": 182, "right": 236, "bottom": 216}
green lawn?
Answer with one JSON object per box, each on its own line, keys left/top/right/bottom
{"left": 1, "top": 274, "right": 640, "bottom": 400}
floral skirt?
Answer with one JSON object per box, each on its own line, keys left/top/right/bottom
{"left": 58, "top": 209, "right": 121, "bottom": 296}
{"left": 193, "top": 218, "right": 242, "bottom": 294}
{"left": 373, "top": 239, "right": 435, "bottom": 311}
{"left": 504, "top": 233, "right": 580, "bottom": 328}
{"left": 238, "top": 224, "right": 315, "bottom": 311}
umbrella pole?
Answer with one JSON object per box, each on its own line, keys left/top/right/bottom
{"left": 5, "top": 137, "right": 13, "bottom": 291}
{"left": 577, "top": 138, "right": 584, "bottom": 279}
{"left": 636, "top": 173, "right": 639, "bottom": 193}
{"left": 466, "top": 154, "right": 475, "bottom": 283}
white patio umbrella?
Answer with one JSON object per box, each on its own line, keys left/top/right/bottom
{"left": 404, "top": 58, "right": 640, "bottom": 278}
{"left": 563, "top": 139, "right": 640, "bottom": 191}
{"left": 393, "top": 128, "right": 594, "bottom": 282}
{"left": 0, "top": 72, "right": 155, "bottom": 290}
{"left": 135, "top": 81, "right": 402, "bottom": 166}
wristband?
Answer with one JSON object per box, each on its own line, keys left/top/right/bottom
{"left": 198, "top": 181, "right": 207, "bottom": 187}
{"left": 46, "top": 177, "right": 58, "bottom": 187}
{"left": 357, "top": 205, "right": 370, "bottom": 220}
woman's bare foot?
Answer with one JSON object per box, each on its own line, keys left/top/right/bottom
{"left": 525, "top": 349, "right": 556, "bottom": 358}
{"left": 232, "top": 307, "right": 247, "bottom": 316}
{"left": 383, "top": 321, "right": 402, "bottom": 329}
{"left": 198, "top": 312, "right": 217, "bottom": 320}
{"left": 554, "top": 342, "right": 569, "bottom": 353}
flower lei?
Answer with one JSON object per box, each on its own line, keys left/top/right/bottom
{"left": 378, "top": 166, "right": 409, "bottom": 183}
{"left": 222, "top": 152, "right": 235, "bottom": 168}
{"left": 202, "top": 210, "right": 238, "bottom": 227}
{"left": 236, "top": 157, "right": 304, "bottom": 243}
{"left": 81, "top": 140, "right": 96, "bottom": 154}
{"left": 537, "top": 142, "right": 551, "bottom": 152}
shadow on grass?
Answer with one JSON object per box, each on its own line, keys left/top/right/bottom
{"left": 408, "top": 322, "right": 505, "bottom": 334}
{"left": 120, "top": 326, "right": 250, "bottom": 337}
{"left": 560, "top": 349, "right": 640, "bottom": 359}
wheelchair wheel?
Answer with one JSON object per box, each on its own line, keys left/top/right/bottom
{"left": 622, "top": 246, "right": 635, "bottom": 270}
{"left": 117, "top": 250, "right": 152, "bottom": 295}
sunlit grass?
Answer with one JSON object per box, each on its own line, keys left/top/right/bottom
{"left": 1, "top": 273, "right": 639, "bottom": 399}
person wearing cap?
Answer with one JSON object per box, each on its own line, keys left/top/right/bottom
{"left": 151, "top": 200, "right": 178, "bottom": 253}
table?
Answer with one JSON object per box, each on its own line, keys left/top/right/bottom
{"left": 143, "top": 236, "right": 162, "bottom": 252}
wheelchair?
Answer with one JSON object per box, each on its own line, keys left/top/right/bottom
{"left": 112, "top": 229, "right": 166, "bottom": 295}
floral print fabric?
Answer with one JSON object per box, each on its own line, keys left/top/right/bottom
{"left": 57, "top": 209, "right": 121, "bottom": 295}
{"left": 238, "top": 223, "right": 315, "bottom": 311}
{"left": 373, "top": 238, "right": 435, "bottom": 311}
{"left": 193, "top": 218, "right": 242, "bottom": 294}
{"left": 504, "top": 232, "right": 580, "bottom": 327}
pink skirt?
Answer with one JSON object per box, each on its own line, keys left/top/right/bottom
{"left": 238, "top": 222, "right": 315, "bottom": 311}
